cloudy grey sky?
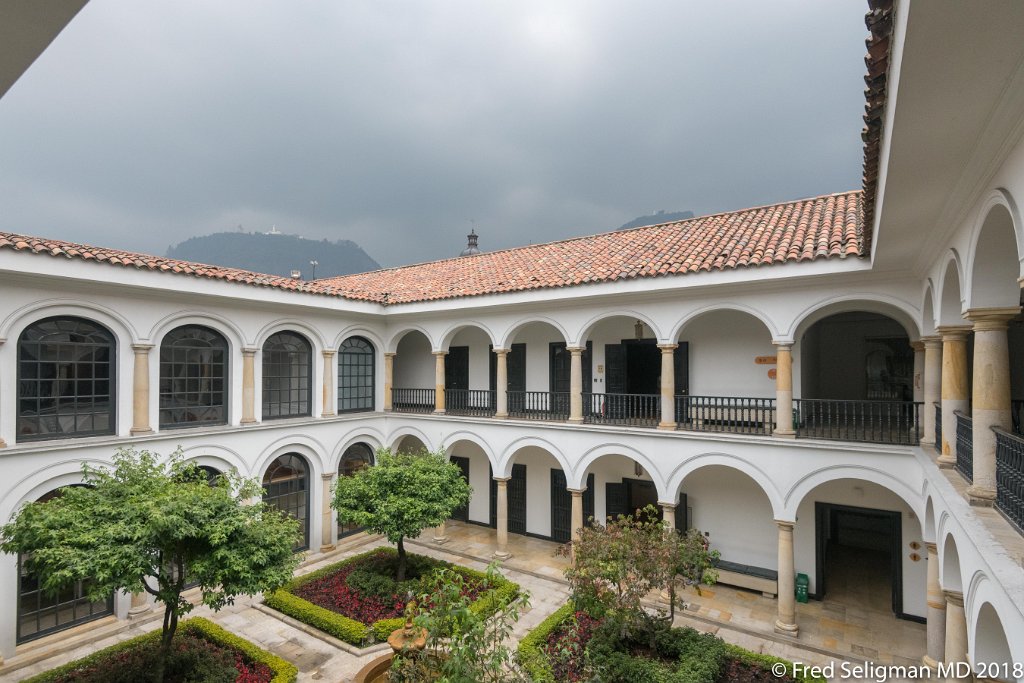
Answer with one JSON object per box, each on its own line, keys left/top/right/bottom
{"left": 0, "top": 1, "right": 867, "bottom": 269}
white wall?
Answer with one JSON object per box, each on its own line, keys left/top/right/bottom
{"left": 681, "top": 311, "right": 775, "bottom": 397}
{"left": 393, "top": 332, "right": 434, "bottom": 388}
{"left": 685, "top": 466, "right": 777, "bottom": 570}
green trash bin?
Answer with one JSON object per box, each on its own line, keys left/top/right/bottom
{"left": 795, "top": 573, "right": 809, "bottom": 603}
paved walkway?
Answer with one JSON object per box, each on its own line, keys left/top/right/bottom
{"left": 1, "top": 523, "right": 926, "bottom": 682}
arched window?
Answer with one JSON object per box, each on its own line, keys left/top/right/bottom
{"left": 159, "top": 325, "right": 228, "bottom": 428}
{"left": 338, "top": 336, "right": 374, "bottom": 413}
{"left": 18, "top": 487, "right": 114, "bottom": 643}
{"left": 262, "top": 331, "right": 312, "bottom": 419}
{"left": 262, "top": 454, "right": 309, "bottom": 551}
{"left": 337, "top": 443, "right": 374, "bottom": 538}
{"left": 18, "top": 317, "right": 116, "bottom": 441}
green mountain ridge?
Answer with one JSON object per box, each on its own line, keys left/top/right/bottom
{"left": 166, "top": 232, "right": 380, "bottom": 279}
{"left": 618, "top": 210, "right": 694, "bottom": 230}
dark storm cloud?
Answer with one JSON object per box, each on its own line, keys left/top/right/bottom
{"left": 0, "top": 1, "right": 867, "bottom": 268}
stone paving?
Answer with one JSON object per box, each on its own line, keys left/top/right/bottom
{"left": 1, "top": 522, "right": 927, "bottom": 682}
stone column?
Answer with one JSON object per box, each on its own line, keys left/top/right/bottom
{"left": 321, "top": 349, "right": 336, "bottom": 417}
{"left": 494, "top": 477, "right": 511, "bottom": 559}
{"left": 923, "top": 542, "right": 946, "bottom": 669}
{"left": 433, "top": 521, "right": 448, "bottom": 544}
{"left": 433, "top": 351, "right": 447, "bottom": 413}
{"left": 965, "top": 307, "right": 1019, "bottom": 506}
{"left": 383, "top": 352, "right": 395, "bottom": 411}
{"left": 943, "top": 590, "right": 968, "bottom": 669}
{"left": 774, "top": 520, "right": 799, "bottom": 636}
{"left": 130, "top": 343, "right": 154, "bottom": 435}
{"left": 570, "top": 488, "right": 585, "bottom": 542}
{"left": 128, "top": 590, "right": 151, "bottom": 617}
{"left": 568, "top": 346, "right": 584, "bottom": 423}
{"left": 658, "top": 344, "right": 678, "bottom": 429}
{"left": 494, "top": 348, "right": 509, "bottom": 418}
{"left": 774, "top": 344, "right": 796, "bottom": 438}
{"left": 661, "top": 502, "right": 676, "bottom": 531}
{"left": 320, "top": 473, "right": 336, "bottom": 553}
{"left": 937, "top": 327, "right": 971, "bottom": 467}
{"left": 912, "top": 341, "right": 925, "bottom": 403}
{"left": 240, "top": 347, "right": 258, "bottom": 425}
{"left": 922, "top": 336, "right": 942, "bottom": 447}
{"left": 0, "top": 339, "right": 5, "bottom": 448}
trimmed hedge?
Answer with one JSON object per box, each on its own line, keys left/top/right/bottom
{"left": 264, "top": 546, "right": 520, "bottom": 647}
{"left": 516, "top": 604, "right": 827, "bottom": 683}
{"left": 24, "top": 617, "right": 297, "bottom": 683}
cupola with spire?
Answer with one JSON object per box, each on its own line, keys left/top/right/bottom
{"left": 460, "top": 229, "right": 481, "bottom": 256}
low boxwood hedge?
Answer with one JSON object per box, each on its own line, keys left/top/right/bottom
{"left": 516, "top": 603, "right": 826, "bottom": 683}
{"left": 263, "top": 546, "right": 520, "bottom": 647}
{"left": 24, "top": 617, "right": 297, "bottom": 683}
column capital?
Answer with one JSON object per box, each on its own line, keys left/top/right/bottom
{"left": 924, "top": 541, "right": 937, "bottom": 553}
{"left": 492, "top": 347, "right": 510, "bottom": 355}
{"left": 658, "top": 501, "right": 677, "bottom": 510}
{"left": 657, "top": 343, "right": 678, "bottom": 352}
{"left": 492, "top": 476, "right": 511, "bottom": 483}
{"left": 936, "top": 325, "right": 972, "bottom": 340}
{"left": 242, "top": 346, "right": 258, "bottom": 356}
{"left": 922, "top": 335, "right": 943, "bottom": 348}
{"left": 384, "top": 351, "right": 397, "bottom": 358}
{"left": 772, "top": 340, "right": 794, "bottom": 349}
{"left": 965, "top": 306, "right": 1021, "bottom": 330}
{"left": 774, "top": 519, "right": 796, "bottom": 530}
{"left": 911, "top": 340, "right": 925, "bottom": 352}
{"left": 567, "top": 487, "right": 586, "bottom": 496}
{"left": 433, "top": 350, "right": 448, "bottom": 357}
{"left": 131, "top": 343, "right": 154, "bottom": 352}
{"left": 0, "top": 337, "right": 5, "bottom": 346}
{"left": 943, "top": 589, "right": 964, "bottom": 607}
{"left": 322, "top": 348, "right": 337, "bottom": 357}
{"left": 567, "top": 346, "right": 585, "bottom": 354}
{"left": 321, "top": 472, "right": 335, "bottom": 482}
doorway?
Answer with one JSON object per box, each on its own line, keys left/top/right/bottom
{"left": 490, "top": 464, "right": 527, "bottom": 535}
{"left": 450, "top": 456, "right": 470, "bottom": 522}
{"left": 551, "top": 471, "right": 595, "bottom": 542}
{"left": 815, "top": 502, "right": 903, "bottom": 615}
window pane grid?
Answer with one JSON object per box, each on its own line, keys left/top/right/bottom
{"left": 262, "top": 332, "right": 312, "bottom": 419}
{"left": 262, "top": 454, "right": 310, "bottom": 551}
{"left": 337, "top": 337, "right": 374, "bottom": 413}
{"left": 159, "top": 326, "right": 228, "bottom": 428}
{"left": 17, "top": 318, "right": 116, "bottom": 440}
{"left": 337, "top": 443, "right": 374, "bottom": 538}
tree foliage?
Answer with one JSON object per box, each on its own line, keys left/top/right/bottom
{"left": 332, "top": 448, "right": 471, "bottom": 582}
{"left": 0, "top": 447, "right": 301, "bottom": 682}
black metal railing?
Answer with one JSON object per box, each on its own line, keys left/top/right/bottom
{"left": 391, "top": 388, "right": 435, "bottom": 414}
{"left": 955, "top": 411, "right": 973, "bottom": 483}
{"left": 677, "top": 395, "right": 776, "bottom": 435}
{"left": 507, "top": 391, "right": 570, "bottom": 421}
{"left": 995, "top": 428, "right": 1024, "bottom": 535}
{"left": 934, "top": 403, "right": 942, "bottom": 451}
{"left": 583, "top": 393, "right": 660, "bottom": 427}
{"left": 793, "top": 399, "right": 921, "bottom": 445}
{"left": 1012, "top": 400, "right": 1024, "bottom": 436}
{"left": 444, "top": 389, "right": 496, "bottom": 417}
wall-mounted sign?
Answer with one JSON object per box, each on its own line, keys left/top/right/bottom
{"left": 767, "top": 368, "right": 777, "bottom": 380}
{"left": 755, "top": 356, "right": 777, "bottom": 365}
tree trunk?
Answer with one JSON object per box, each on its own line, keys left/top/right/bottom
{"left": 397, "top": 536, "right": 407, "bottom": 582}
{"left": 155, "top": 602, "right": 178, "bottom": 683}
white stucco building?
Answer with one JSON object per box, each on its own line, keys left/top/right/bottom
{"left": 1, "top": 0, "right": 1023, "bottom": 677}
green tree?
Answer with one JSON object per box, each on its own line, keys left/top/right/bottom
{"left": 333, "top": 448, "right": 470, "bottom": 582}
{"left": 0, "top": 447, "right": 301, "bottom": 683}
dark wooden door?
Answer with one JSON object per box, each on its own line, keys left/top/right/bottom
{"left": 450, "top": 456, "right": 470, "bottom": 522}
{"left": 605, "top": 481, "right": 626, "bottom": 522}
{"left": 623, "top": 339, "right": 660, "bottom": 395}
{"left": 549, "top": 342, "right": 592, "bottom": 392}
{"left": 490, "top": 464, "right": 527, "bottom": 535}
{"left": 550, "top": 472, "right": 596, "bottom": 542}
{"left": 625, "top": 477, "right": 659, "bottom": 519}
{"left": 676, "top": 492, "right": 688, "bottom": 530}
{"left": 674, "top": 342, "right": 689, "bottom": 396}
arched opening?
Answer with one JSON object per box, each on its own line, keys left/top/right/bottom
{"left": 579, "top": 315, "right": 667, "bottom": 426}
{"left": 677, "top": 465, "right": 776, "bottom": 590}
{"left": 262, "top": 453, "right": 310, "bottom": 551}
{"left": 799, "top": 311, "right": 918, "bottom": 444}
{"left": 581, "top": 453, "right": 660, "bottom": 526}
{"left": 502, "top": 320, "right": 571, "bottom": 420}
{"left": 159, "top": 325, "right": 229, "bottom": 428}
{"left": 675, "top": 310, "right": 776, "bottom": 434}
{"left": 445, "top": 440, "right": 490, "bottom": 525}
{"left": 941, "top": 534, "right": 962, "bottom": 594}
{"left": 262, "top": 331, "right": 312, "bottom": 419}
{"left": 337, "top": 443, "right": 374, "bottom": 538}
{"left": 17, "top": 486, "right": 114, "bottom": 643}
{"left": 795, "top": 478, "right": 925, "bottom": 622}
{"left": 500, "top": 446, "right": 583, "bottom": 541}
{"left": 391, "top": 330, "right": 435, "bottom": 413}
{"left": 338, "top": 336, "right": 375, "bottom": 413}
{"left": 394, "top": 434, "right": 427, "bottom": 455}
{"left": 443, "top": 326, "right": 497, "bottom": 417}
{"left": 973, "top": 602, "right": 1014, "bottom": 676}
{"left": 17, "top": 316, "right": 116, "bottom": 441}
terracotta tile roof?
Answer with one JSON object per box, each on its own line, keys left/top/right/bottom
{"left": 0, "top": 231, "right": 341, "bottom": 296}
{"left": 319, "top": 191, "right": 864, "bottom": 305}
{"left": 860, "top": 0, "right": 894, "bottom": 254}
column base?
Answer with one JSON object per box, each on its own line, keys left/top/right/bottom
{"left": 936, "top": 455, "right": 955, "bottom": 469}
{"left": 433, "top": 409, "right": 446, "bottom": 415}
{"left": 239, "top": 418, "right": 258, "bottom": 426}
{"left": 433, "top": 535, "right": 449, "bottom": 545}
{"left": 773, "top": 429, "right": 796, "bottom": 439}
{"left": 773, "top": 620, "right": 799, "bottom": 637}
{"left": 321, "top": 411, "right": 336, "bottom": 418}
{"left": 130, "top": 428, "right": 154, "bottom": 436}
{"left": 493, "top": 550, "right": 511, "bottom": 560}
{"left": 0, "top": 438, "right": 6, "bottom": 448}
{"left": 128, "top": 604, "right": 152, "bottom": 618}
{"left": 493, "top": 413, "right": 509, "bottom": 420}
{"left": 921, "top": 655, "right": 939, "bottom": 671}
{"left": 319, "top": 544, "right": 336, "bottom": 554}
{"left": 658, "top": 422, "right": 677, "bottom": 430}
{"left": 383, "top": 407, "right": 393, "bottom": 413}
{"left": 566, "top": 417, "right": 584, "bottom": 424}
{"left": 967, "top": 486, "right": 996, "bottom": 507}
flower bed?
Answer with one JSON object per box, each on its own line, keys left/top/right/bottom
{"left": 517, "top": 604, "right": 825, "bottom": 683}
{"left": 24, "top": 617, "right": 297, "bottom": 683}
{"left": 263, "top": 547, "right": 519, "bottom": 646}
